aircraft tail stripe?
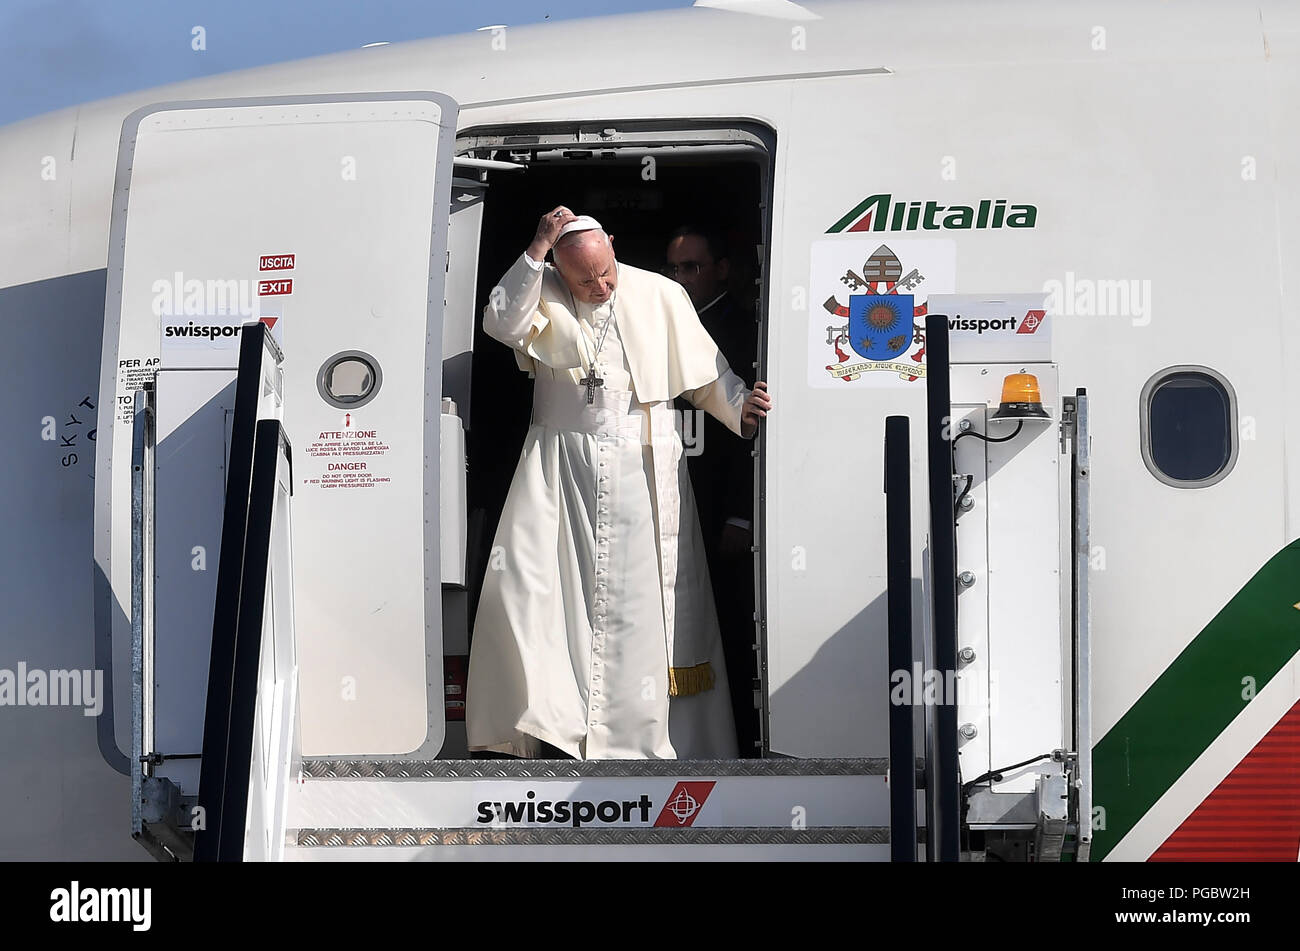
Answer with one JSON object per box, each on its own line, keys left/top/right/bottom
{"left": 1090, "top": 540, "right": 1300, "bottom": 860}
{"left": 1148, "top": 700, "right": 1300, "bottom": 861}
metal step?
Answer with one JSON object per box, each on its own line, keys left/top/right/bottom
{"left": 295, "top": 825, "right": 890, "bottom": 847}
{"left": 299, "top": 756, "right": 895, "bottom": 778}
{"left": 286, "top": 757, "right": 903, "bottom": 859}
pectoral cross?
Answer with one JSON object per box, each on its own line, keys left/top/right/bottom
{"left": 580, "top": 370, "right": 604, "bottom": 404}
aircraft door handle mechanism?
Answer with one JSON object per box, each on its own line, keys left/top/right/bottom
{"left": 957, "top": 570, "right": 976, "bottom": 589}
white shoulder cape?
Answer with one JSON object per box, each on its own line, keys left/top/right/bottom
{"left": 512, "top": 261, "right": 726, "bottom": 402}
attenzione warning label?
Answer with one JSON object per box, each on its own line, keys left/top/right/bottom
{"left": 303, "top": 428, "right": 392, "bottom": 489}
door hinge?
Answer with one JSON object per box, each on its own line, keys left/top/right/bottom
{"left": 1059, "top": 396, "right": 1077, "bottom": 455}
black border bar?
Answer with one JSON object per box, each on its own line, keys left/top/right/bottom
{"left": 884, "top": 415, "right": 917, "bottom": 862}
{"left": 924, "top": 315, "right": 960, "bottom": 862}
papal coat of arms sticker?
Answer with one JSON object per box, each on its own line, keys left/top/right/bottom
{"left": 807, "top": 238, "right": 956, "bottom": 387}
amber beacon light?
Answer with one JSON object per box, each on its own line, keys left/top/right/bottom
{"left": 991, "top": 373, "right": 1051, "bottom": 421}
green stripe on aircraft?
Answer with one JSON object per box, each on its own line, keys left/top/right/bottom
{"left": 1091, "top": 540, "right": 1300, "bottom": 860}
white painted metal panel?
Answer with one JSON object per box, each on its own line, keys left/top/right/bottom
{"left": 983, "top": 364, "right": 1063, "bottom": 793}
{"left": 96, "top": 94, "right": 458, "bottom": 767}
{"left": 439, "top": 413, "right": 466, "bottom": 587}
{"left": 152, "top": 369, "right": 237, "bottom": 798}
{"left": 949, "top": 396, "right": 992, "bottom": 784}
{"left": 243, "top": 434, "right": 300, "bottom": 862}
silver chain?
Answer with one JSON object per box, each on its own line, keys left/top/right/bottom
{"left": 588, "top": 291, "right": 617, "bottom": 366}
{"left": 568, "top": 264, "right": 618, "bottom": 373}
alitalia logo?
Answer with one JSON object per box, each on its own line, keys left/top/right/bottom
{"left": 829, "top": 194, "right": 1038, "bottom": 233}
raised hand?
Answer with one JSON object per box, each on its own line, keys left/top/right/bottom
{"left": 528, "top": 206, "right": 577, "bottom": 261}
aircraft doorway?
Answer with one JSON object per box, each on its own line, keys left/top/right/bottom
{"left": 455, "top": 123, "right": 772, "bottom": 759}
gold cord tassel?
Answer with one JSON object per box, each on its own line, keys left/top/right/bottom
{"left": 667, "top": 662, "right": 716, "bottom": 697}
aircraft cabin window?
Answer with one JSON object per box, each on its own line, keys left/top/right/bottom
{"left": 1140, "top": 366, "right": 1237, "bottom": 487}
{"left": 317, "top": 351, "right": 382, "bottom": 409}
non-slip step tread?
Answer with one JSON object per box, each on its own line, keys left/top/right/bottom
{"left": 294, "top": 825, "right": 892, "bottom": 847}
{"left": 300, "top": 757, "right": 899, "bottom": 779}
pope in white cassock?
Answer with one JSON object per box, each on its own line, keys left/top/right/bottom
{"left": 466, "top": 206, "right": 773, "bottom": 760}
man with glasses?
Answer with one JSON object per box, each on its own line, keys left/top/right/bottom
{"left": 664, "top": 225, "right": 760, "bottom": 755}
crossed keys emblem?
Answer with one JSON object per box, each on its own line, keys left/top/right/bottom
{"left": 841, "top": 266, "right": 924, "bottom": 293}
{"left": 819, "top": 245, "right": 930, "bottom": 381}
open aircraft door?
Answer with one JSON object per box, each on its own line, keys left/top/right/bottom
{"left": 94, "top": 93, "right": 459, "bottom": 854}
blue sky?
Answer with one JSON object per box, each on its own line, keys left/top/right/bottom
{"left": 0, "top": 0, "right": 693, "bottom": 126}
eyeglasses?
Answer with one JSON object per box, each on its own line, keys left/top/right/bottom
{"left": 662, "top": 261, "right": 707, "bottom": 277}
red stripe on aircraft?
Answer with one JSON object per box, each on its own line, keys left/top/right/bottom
{"left": 1150, "top": 699, "right": 1300, "bottom": 861}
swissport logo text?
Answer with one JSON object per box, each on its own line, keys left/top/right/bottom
{"left": 474, "top": 782, "right": 718, "bottom": 828}
{"left": 476, "top": 792, "right": 654, "bottom": 827}
{"left": 946, "top": 309, "right": 1045, "bottom": 335}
